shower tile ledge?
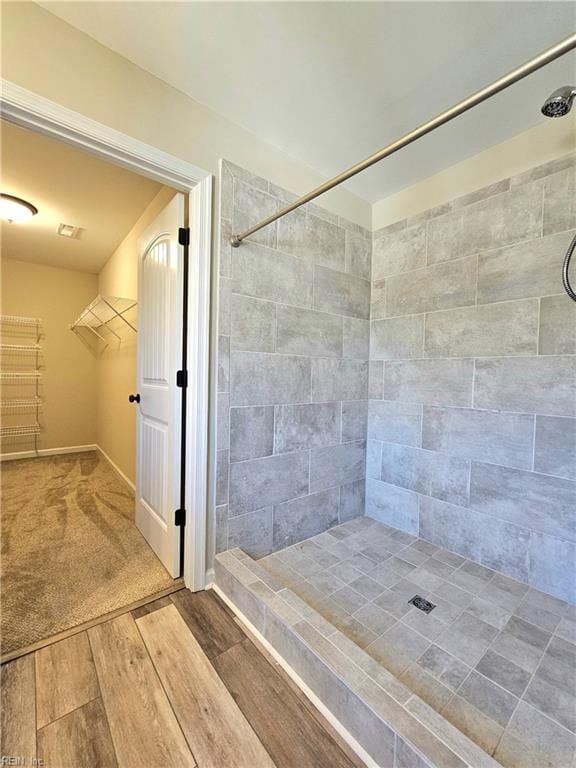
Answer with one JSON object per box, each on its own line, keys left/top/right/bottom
{"left": 214, "top": 546, "right": 503, "bottom": 768}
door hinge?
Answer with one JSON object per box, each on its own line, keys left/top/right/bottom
{"left": 178, "top": 227, "right": 190, "bottom": 246}
{"left": 175, "top": 508, "right": 186, "bottom": 527}
{"left": 176, "top": 369, "right": 188, "bottom": 388}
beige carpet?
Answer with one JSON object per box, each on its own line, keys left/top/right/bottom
{"left": 1, "top": 451, "right": 176, "bottom": 655}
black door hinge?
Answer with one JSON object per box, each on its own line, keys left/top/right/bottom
{"left": 178, "top": 227, "right": 190, "bottom": 246}
{"left": 175, "top": 508, "right": 186, "bottom": 526}
{"left": 176, "top": 369, "right": 188, "bottom": 388}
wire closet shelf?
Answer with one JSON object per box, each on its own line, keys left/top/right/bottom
{"left": 70, "top": 295, "right": 137, "bottom": 344}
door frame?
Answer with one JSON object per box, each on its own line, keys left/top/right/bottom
{"left": 1, "top": 79, "right": 212, "bottom": 591}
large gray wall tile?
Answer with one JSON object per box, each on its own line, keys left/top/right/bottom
{"left": 368, "top": 400, "right": 422, "bottom": 446}
{"left": 230, "top": 406, "right": 274, "bottom": 462}
{"left": 342, "top": 401, "right": 368, "bottom": 442}
{"left": 231, "top": 294, "right": 276, "bottom": 352}
{"left": 219, "top": 277, "right": 231, "bottom": 336}
{"left": 230, "top": 352, "right": 311, "bottom": 406}
{"left": 477, "top": 230, "right": 575, "bottom": 304}
{"left": 276, "top": 305, "right": 342, "bottom": 357}
{"left": 543, "top": 166, "right": 576, "bottom": 235}
{"left": 470, "top": 462, "right": 576, "bottom": 542}
{"left": 379, "top": 443, "right": 469, "bottom": 505}
{"left": 384, "top": 359, "right": 474, "bottom": 407}
{"left": 372, "top": 223, "right": 426, "bottom": 279}
{"left": 218, "top": 335, "right": 230, "bottom": 392}
{"left": 233, "top": 179, "right": 278, "bottom": 248}
{"left": 229, "top": 451, "right": 309, "bottom": 515}
{"left": 386, "top": 255, "right": 477, "bottom": 317}
{"left": 365, "top": 478, "right": 419, "bottom": 534}
{"left": 343, "top": 318, "right": 369, "bottom": 359}
{"left": 228, "top": 507, "right": 274, "bottom": 558}
{"left": 340, "top": 479, "right": 365, "bottom": 522}
{"left": 310, "top": 440, "right": 366, "bottom": 492}
{"left": 345, "top": 231, "right": 371, "bottom": 280}
{"left": 232, "top": 241, "right": 313, "bottom": 307}
{"left": 217, "top": 392, "right": 230, "bottom": 451}
{"left": 474, "top": 356, "right": 576, "bottom": 417}
{"left": 427, "top": 183, "right": 542, "bottom": 264}
{"left": 538, "top": 295, "right": 576, "bottom": 355}
{"left": 216, "top": 449, "right": 229, "bottom": 506}
{"left": 422, "top": 406, "right": 535, "bottom": 470}
{"left": 534, "top": 415, "right": 576, "bottom": 481}
{"left": 371, "top": 279, "right": 387, "bottom": 319}
{"left": 371, "top": 315, "right": 424, "bottom": 360}
{"left": 368, "top": 362, "right": 383, "bottom": 400}
{"left": 420, "top": 496, "right": 530, "bottom": 581}
{"left": 312, "top": 359, "right": 368, "bottom": 402}
{"left": 424, "top": 300, "right": 539, "bottom": 358}
{"left": 273, "top": 488, "right": 340, "bottom": 548}
{"left": 275, "top": 402, "right": 341, "bottom": 453}
{"left": 314, "top": 266, "right": 370, "bottom": 319}
{"left": 529, "top": 533, "right": 576, "bottom": 603}
{"left": 277, "top": 208, "right": 346, "bottom": 271}
{"left": 367, "top": 440, "right": 382, "bottom": 479}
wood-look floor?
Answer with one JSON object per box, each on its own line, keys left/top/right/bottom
{"left": 1, "top": 588, "right": 366, "bottom": 768}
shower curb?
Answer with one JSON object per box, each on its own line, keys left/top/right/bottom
{"left": 214, "top": 548, "right": 504, "bottom": 768}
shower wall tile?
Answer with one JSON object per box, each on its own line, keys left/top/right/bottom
{"left": 371, "top": 315, "right": 424, "bottom": 360}
{"left": 476, "top": 230, "right": 575, "bottom": 304}
{"left": 310, "top": 440, "right": 366, "bottom": 492}
{"left": 367, "top": 153, "right": 576, "bottom": 603}
{"left": 276, "top": 305, "right": 343, "bottom": 358}
{"left": 345, "top": 230, "right": 371, "bottom": 280}
{"left": 543, "top": 166, "right": 576, "bottom": 235}
{"left": 372, "top": 223, "right": 426, "bottom": 279}
{"left": 230, "top": 294, "right": 275, "bottom": 352}
{"left": 470, "top": 462, "right": 576, "bottom": 542}
{"left": 426, "top": 182, "right": 542, "bottom": 264}
{"left": 538, "top": 295, "right": 576, "bottom": 355}
{"left": 384, "top": 359, "right": 474, "bottom": 407}
{"left": 232, "top": 241, "right": 313, "bottom": 307}
{"left": 314, "top": 266, "right": 370, "bottom": 319}
{"left": 423, "top": 300, "right": 539, "bottom": 358}
{"left": 274, "top": 402, "right": 341, "bottom": 454}
{"left": 229, "top": 451, "right": 309, "bottom": 516}
{"left": 385, "top": 255, "right": 476, "bottom": 317}
{"left": 534, "top": 415, "right": 576, "bottom": 481}
{"left": 229, "top": 405, "right": 274, "bottom": 462}
{"left": 342, "top": 401, "right": 368, "bottom": 442}
{"left": 311, "top": 359, "right": 368, "bottom": 402}
{"left": 422, "top": 406, "right": 535, "bottom": 470}
{"left": 339, "top": 479, "right": 366, "bottom": 522}
{"left": 273, "top": 488, "right": 340, "bottom": 549}
{"left": 343, "top": 317, "right": 369, "bottom": 359}
{"left": 365, "top": 479, "right": 419, "bottom": 534}
{"left": 368, "top": 400, "right": 422, "bottom": 446}
{"left": 473, "top": 356, "right": 576, "bottom": 417}
{"left": 216, "top": 160, "right": 372, "bottom": 559}
{"left": 277, "top": 208, "right": 346, "bottom": 271}
{"left": 230, "top": 351, "right": 311, "bottom": 406}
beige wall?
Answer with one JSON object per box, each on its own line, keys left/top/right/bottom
{"left": 96, "top": 186, "right": 176, "bottom": 485}
{"left": 1, "top": 257, "right": 98, "bottom": 452}
{"left": 372, "top": 116, "right": 576, "bottom": 229}
{"left": 1, "top": 2, "right": 370, "bottom": 229}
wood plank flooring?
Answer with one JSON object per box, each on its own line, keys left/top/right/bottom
{"left": 0, "top": 588, "right": 365, "bottom": 768}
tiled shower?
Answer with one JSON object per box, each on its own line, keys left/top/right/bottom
{"left": 215, "top": 153, "right": 575, "bottom": 605}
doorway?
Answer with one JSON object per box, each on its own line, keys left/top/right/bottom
{"left": 0, "top": 89, "right": 211, "bottom": 659}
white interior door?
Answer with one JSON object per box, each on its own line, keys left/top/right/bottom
{"left": 136, "top": 193, "right": 185, "bottom": 577}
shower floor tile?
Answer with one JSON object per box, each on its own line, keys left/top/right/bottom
{"left": 258, "top": 516, "right": 576, "bottom": 768}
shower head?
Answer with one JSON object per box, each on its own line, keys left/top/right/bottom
{"left": 541, "top": 86, "right": 576, "bottom": 117}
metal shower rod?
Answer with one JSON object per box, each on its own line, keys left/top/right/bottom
{"left": 230, "top": 32, "right": 576, "bottom": 247}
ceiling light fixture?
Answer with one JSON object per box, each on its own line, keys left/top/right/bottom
{"left": 0, "top": 193, "right": 39, "bottom": 223}
{"left": 57, "top": 223, "right": 83, "bottom": 239}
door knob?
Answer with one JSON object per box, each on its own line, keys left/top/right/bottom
{"left": 129, "top": 393, "right": 141, "bottom": 404}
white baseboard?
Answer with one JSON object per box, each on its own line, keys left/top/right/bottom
{"left": 0, "top": 444, "right": 98, "bottom": 462}
{"left": 212, "top": 584, "right": 378, "bottom": 768}
{"left": 95, "top": 445, "right": 135, "bottom": 492}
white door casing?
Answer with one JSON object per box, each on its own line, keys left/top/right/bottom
{"left": 136, "top": 193, "right": 185, "bottom": 577}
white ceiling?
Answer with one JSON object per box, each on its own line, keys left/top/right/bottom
{"left": 40, "top": 1, "right": 576, "bottom": 203}
{"left": 1, "top": 121, "right": 162, "bottom": 273}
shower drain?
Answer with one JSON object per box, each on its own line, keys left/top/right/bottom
{"left": 409, "top": 595, "right": 436, "bottom": 613}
